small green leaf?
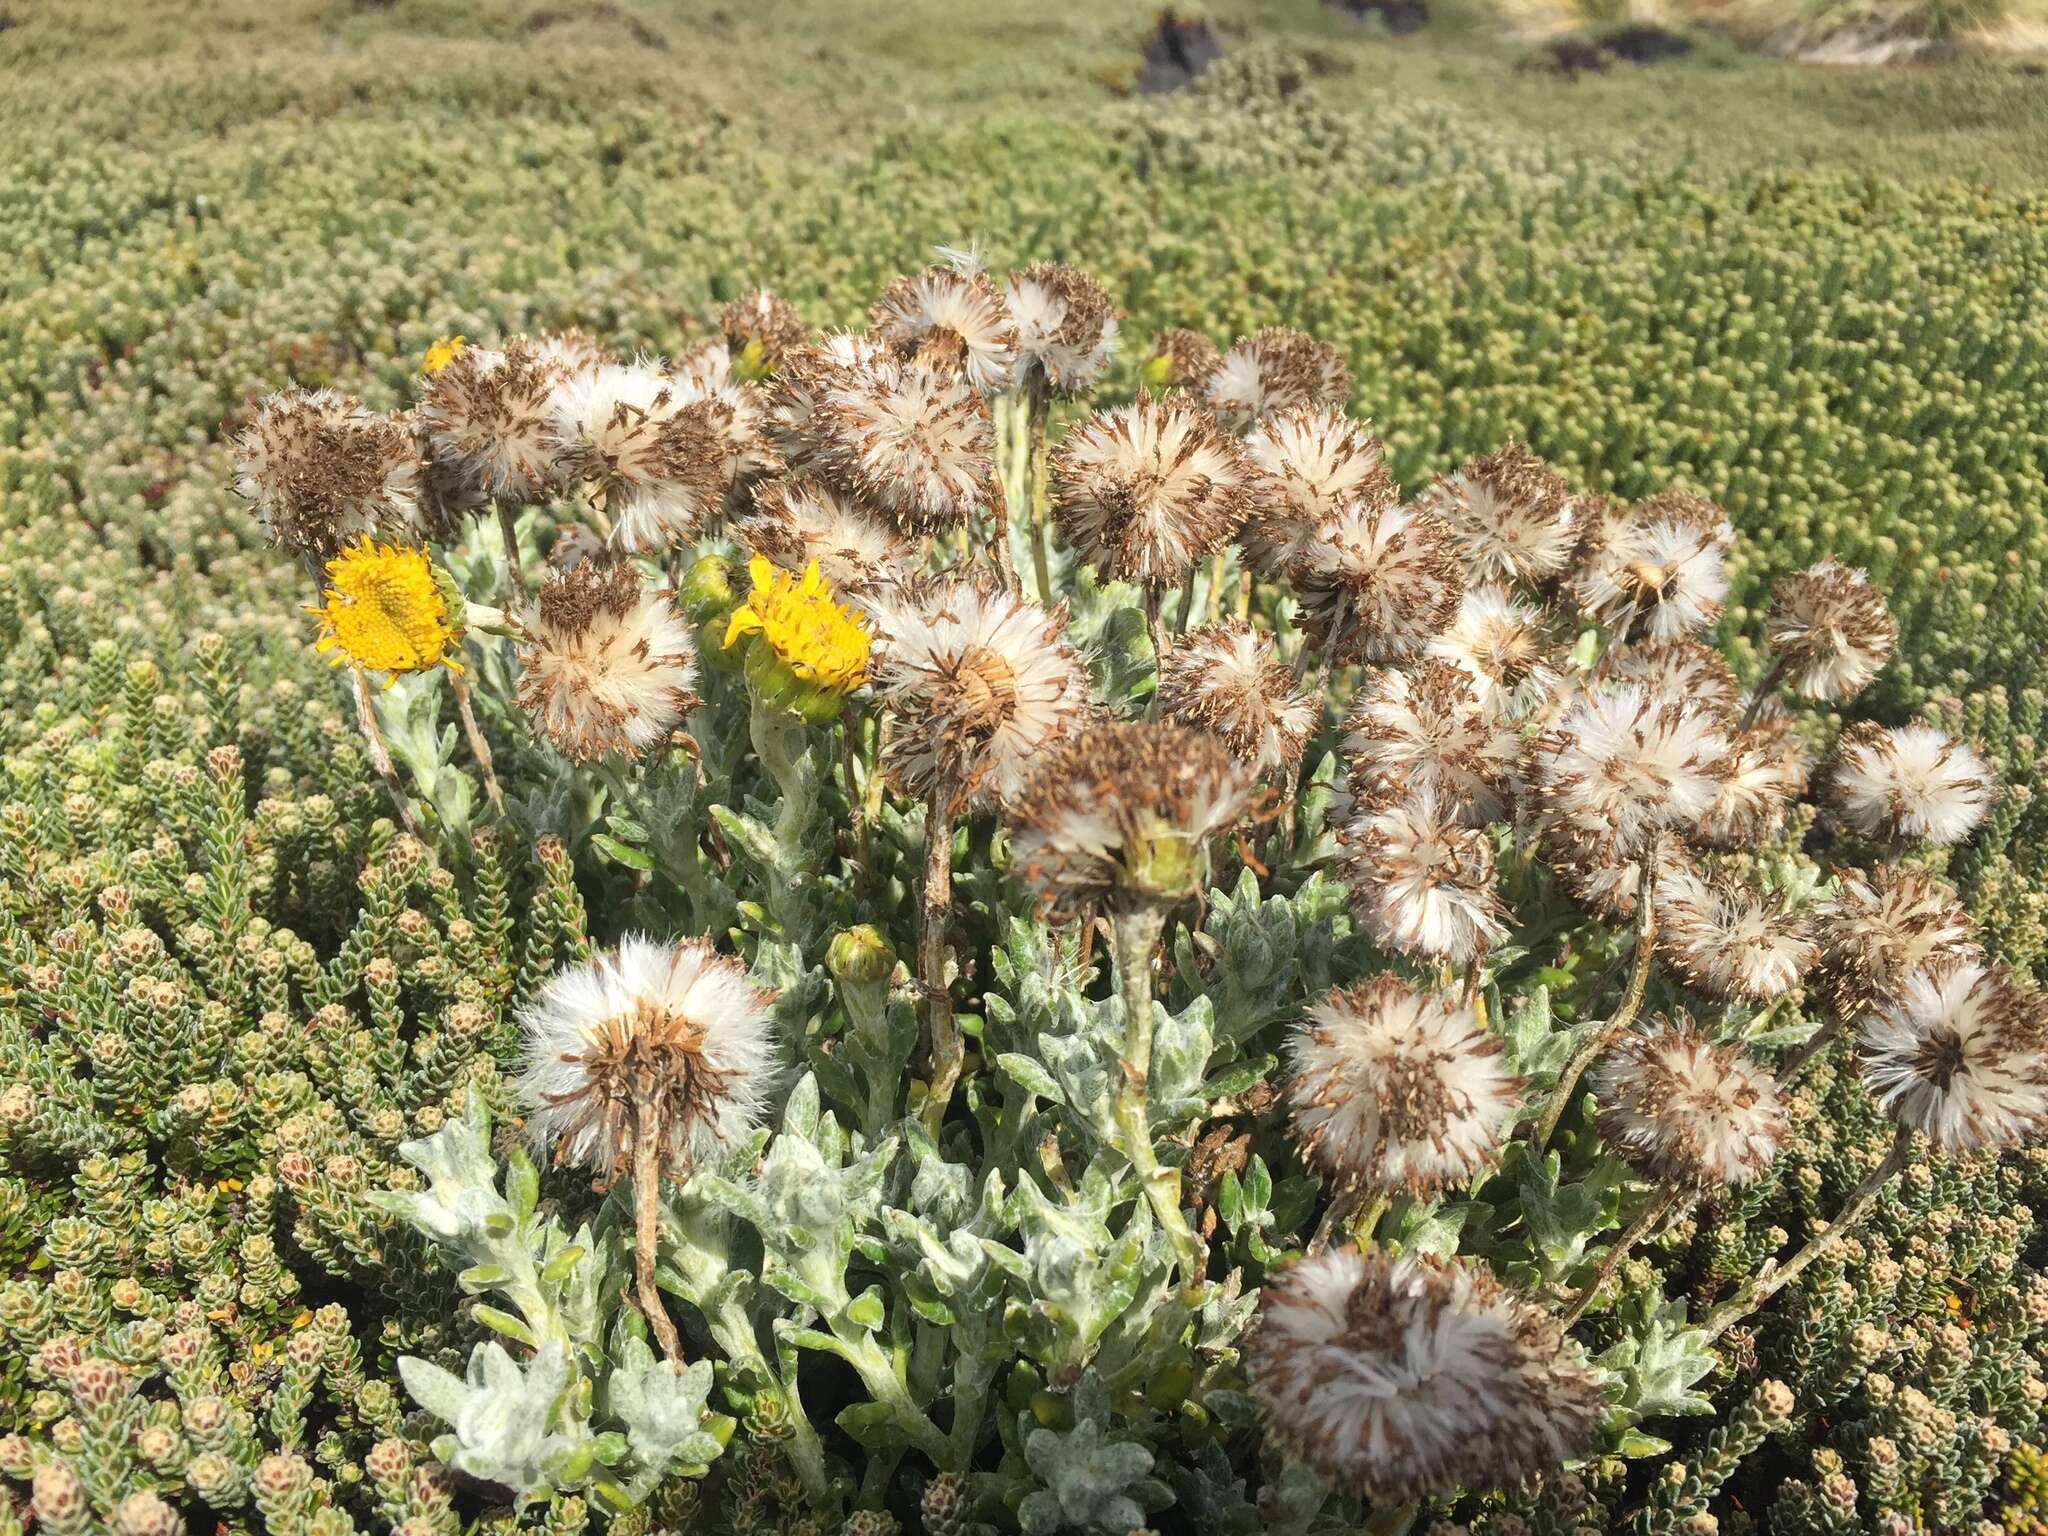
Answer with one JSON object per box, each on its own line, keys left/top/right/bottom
{"left": 591, "top": 833, "right": 654, "bottom": 872}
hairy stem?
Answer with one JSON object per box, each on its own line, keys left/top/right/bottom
{"left": 1143, "top": 584, "right": 1170, "bottom": 716}
{"left": 1110, "top": 903, "right": 1206, "bottom": 1288}
{"left": 350, "top": 668, "right": 422, "bottom": 837}
{"left": 1737, "top": 651, "right": 1790, "bottom": 733}
{"left": 1562, "top": 1184, "right": 1682, "bottom": 1326}
{"left": 1701, "top": 1124, "right": 1912, "bottom": 1338}
{"left": 632, "top": 1106, "right": 683, "bottom": 1364}
{"left": 497, "top": 502, "right": 528, "bottom": 604}
{"left": 1027, "top": 388, "right": 1054, "bottom": 605}
{"left": 919, "top": 789, "right": 961, "bottom": 1135}
{"left": 448, "top": 670, "right": 505, "bottom": 815}
{"left": 1533, "top": 841, "right": 1663, "bottom": 1150}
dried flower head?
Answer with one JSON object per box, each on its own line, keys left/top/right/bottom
{"left": 1155, "top": 622, "right": 1318, "bottom": 775}
{"left": 738, "top": 477, "right": 909, "bottom": 598}
{"left": 869, "top": 580, "right": 1092, "bottom": 813}
{"left": 516, "top": 563, "right": 700, "bottom": 761}
{"left": 722, "top": 556, "right": 873, "bottom": 699}
{"left": 720, "top": 289, "right": 808, "bottom": 372}
{"left": 308, "top": 537, "right": 462, "bottom": 684}
{"left": 1142, "top": 327, "right": 1225, "bottom": 392}
{"left": 1342, "top": 789, "right": 1509, "bottom": 965}
{"left": 1205, "top": 327, "right": 1351, "bottom": 433}
{"left": 1009, "top": 722, "right": 1255, "bottom": 918}
{"left": 233, "top": 388, "right": 420, "bottom": 558}
{"left": 1414, "top": 444, "right": 1575, "bottom": 588}
{"left": 1529, "top": 683, "right": 1730, "bottom": 858}
{"left": 531, "top": 328, "right": 617, "bottom": 376}
{"left": 1543, "top": 831, "right": 1700, "bottom": 926}
{"left": 1292, "top": 493, "right": 1465, "bottom": 664}
{"left": 1248, "top": 1246, "right": 1602, "bottom": 1502}
{"left": 1050, "top": 394, "right": 1251, "bottom": 584}
{"left": 547, "top": 360, "right": 775, "bottom": 552}
{"left": 1595, "top": 1017, "right": 1786, "bottom": 1187}
{"left": 415, "top": 336, "right": 573, "bottom": 505}
{"left": 1826, "top": 723, "right": 1993, "bottom": 846}
{"left": 1241, "top": 406, "right": 1394, "bottom": 576}
{"left": 1695, "top": 702, "right": 1809, "bottom": 849}
{"left": 1426, "top": 584, "right": 1563, "bottom": 720}
{"left": 1596, "top": 638, "right": 1745, "bottom": 721}
{"left": 870, "top": 262, "right": 1017, "bottom": 392}
{"left": 1004, "top": 261, "right": 1119, "bottom": 396}
{"left": 1814, "top": 864, "right": 1980, "bottom": 1019}
{"left": 1570, "top": 491, "right": 1731, "bottom": 640}
{"left": 816, "top": 358, "right": 996, "bottom": 533}
{"left": 769, "top": 331, "right": 884, "bottom": 474}
{"left": 1287, "top": 975, "right": 1517, "bottom": 1197}
{"left": 517, "top": 935, "right": 777, "bottom": 1176}
{"left": 1861, "top": 957, "right": 2048, "bottom": 1154}
{"left": 1657, "top": 869, "right": 1818, "bottom": 1003}
{"left": 1768, "top": 560, "right": 1897, "bottom": 702}
{"left": 1342, "top": 660, "right": 1515, "bottom": 826}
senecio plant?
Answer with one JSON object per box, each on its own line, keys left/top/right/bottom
{"left": 10, "top": 243, "right": 2039, "bottom": 1536}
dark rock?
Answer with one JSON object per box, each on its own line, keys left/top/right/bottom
{"left": 1137, "top": 10, "right": 1223, "bottom": 94}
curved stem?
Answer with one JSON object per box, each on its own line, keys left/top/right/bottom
{"left": 1776, "top": 1013, "right": 1843, "bottom": 1091}
{"left": 1110, "top": 903, "right": 1206, "bottom": 1289}
{"left": 1562, "top": 1184, "right": 1682, "bottom": 1326}
{"left": 919, "top": 790, "right": 961, "bottom": 1136}
{"left": 350, "top": 668, "right": 422, "bottom": 837}
{"left": 1143, "top": 585, "right": 1170, "bottom": 716}
{"left": 1532, "top": 842, "right": 1663, "bottom": 1150}
{"left": 632, "top": 1106, "right": 684, "bottom": 1364}
{"left": 496, "top": 503, "right": 529, "bottom": 605}
{"left": 1701, "top": 1124, "right": 1912, "bottom": 1339}
{"left": 448, "top": 670, "right": 505, "bottom": 816}
{"left": 709, "top": 1298, "right": 831, "bottom": 1504}
{"left": 1737, "top": 652, "right": 1789, "bottom": 733}
{"left": 1027, "top": 389, "right": 1054, "bottom": 605}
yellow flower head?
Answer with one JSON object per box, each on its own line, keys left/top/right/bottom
{"left": 724, "top": 556, "right": 871, "bottom": 698}
{"left": 310, "top": 536, "right": 464, "bottom": 684}
{"left": 423, "top": 334, "right": 468, "bottom": 374}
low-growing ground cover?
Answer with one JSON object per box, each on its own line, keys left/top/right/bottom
{"left": 3, "top": 3, "right": 2048, "bottom": 1534}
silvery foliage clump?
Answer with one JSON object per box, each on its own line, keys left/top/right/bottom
{"left": 374, "top": 1101, "right": 733, "bottom": 1510}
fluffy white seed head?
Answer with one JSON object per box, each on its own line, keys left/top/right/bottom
{"left": 232, "top": 388, "right": 420, "bottom": 558}
{"left": 1247, "top": 1246, "right": 1603, "bottom": 1503}
{"left": 1426, "top": 584, "right": 1563, "bottom": 721}
{"left": 1413, "top": 444, "right": 1575, "bottom": 588}
{"left": 869, "top": 580, "right": 1093, "bottom": 813}
{"left": 1205, "top": 327, "right": 1351, "bottom": 433}
{"left": 1595, "top": 1017, "right": 1786, "bottom": 1187}
{"left": 1155, "top": 622, "right": 1318, "bottom": 775}
{"left": 1050, "top": 394, "right": 1251, "bottom": 585}
{"left": 1860, "top": 957, "right": 2048, "bottom": 1154}
{"left": 1341, "top": 789, "right": 1509, "bottom": 965}
{"left": 1292, "top": 495, "right": 1466, "bottom": 664}
{"left": 416, "top": 337, "right": 575, "bottom": 505}
{"left": 1342, "top": 660, "right": 1516, "bottom": 827}
{"left": 1004, "top": 261, "right": 1119, "bottom": 395}
{"left": 515, "top": 562, "right": 700, "bottom": 762}
{"left": 517, "top": 935, "right": 778, "bottom": 1176}
{"left": 870, "top": 263, "right": 1017, "bottom": 392}
{"left": 1768, "top": 560, "right": 1897, "bottom": 703}
{"left": 1656, "top": 869, "right": 1818, "bottom": 1003}
{"left": 1826, "top": 723, "right": 1993, "bottom": 847}
{"left": 737, "top": 477, "right": 910, "bottom": 598}
{"left": 1814, "top": 864, "right": 1979, "bottom": 1019}
{"left": 815, "top": 358, "right": 996, "bottom": 533}
{"left": 1241, "top": 407, "right": 1392, "bottom": 576}
{"left": 1570, "top": 491, "right": 1731, "bottom": 640}
{"left": 1528, "top": 682, "right": 1731, "bottom": 858}
{"left": 1287, "top": 975, "right": 1518, "bottom": 1197}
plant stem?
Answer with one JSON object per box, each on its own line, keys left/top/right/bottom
{"left": 350, "top": 668, "right": 422, "bottom": 837}
{"left": 1027, "top": 388, "right": 1054, "bottom": 605}
{"left": 1109, "top": 902, "right": 1206, "bottom": 1289}
{"left": 1143, "top": 584, "right": 1170, "bottom": 716}
{"left": 919, "top": 789, "right": 961, "bottom": 1136}
{"left": 1174, "top": 563, "right": 1199, "bottom": 636}
{"left": 1737, "top": 652, "right": 1789, "bottom": 732}
{"left": 1207, "top": 551, "right": 1227, "bottom": 625}
{"left": 1532, "top": 841, "right": 1663, "bottom": 1150}
{"left": 1776, "top": 1013, "right": 1843, "bottom": 1090}
{"left": 632, "top": 1105, "right": 684, "bottom": 1363}
{"left": 1562, "top": 1184, "right": 1682, "bottom": 1326}
{"left": 447, "top": 670, "right": 505, "bottom": 815}
{"left": 1701, "top": 1124, "right": 1912, "bottom": 1339}
{"left": 709, "top": 1297, "right": 831, "bottom": 1504}
{"left": 497, "top": 502, "right": 528, "bottom": 604}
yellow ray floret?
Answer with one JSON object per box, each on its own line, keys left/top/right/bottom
{"left": 309, "top": 536, "right": 464, "bottom": 685}
{"left": 422, "top": 334, "right": 468, "bottom": 374}
{"left": 723, "top": 555, "right": 871, "bottom": 692}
